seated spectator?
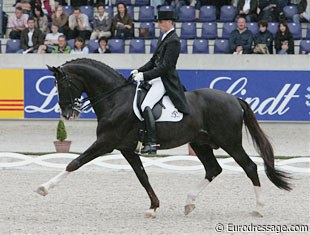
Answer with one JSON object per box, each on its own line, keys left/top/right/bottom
{"left": 258, "top": 0, "right": 279, "bottom": 22}
{"left": 35, "top": 0, "right": 55, "bottom": 19}
{"left": 68, "top": 7, "right": 92, "bottom": 40}
{"left": 94, "top": 36, "right": 111, "bottom": 53}
{"left": 274, "top": 21, "right": 294, "bottom": 54}
{"left": 70, "top": 37, "right": 89, "bottom": 54}
{"left": 236, "top": 0, "right": 258, "bottom": 22}
{"left": 17, "top": 16, "right": 44, "bottom": 53}
{"left": 151, "top": 0, "right": 164, "bottom": 18}
{"left": 33, "top": 5, "right": 49, "bottom": 35}
{"left": 229, "top": 16, "right": 254, "bottom": 54}
{"left": 52, "top": 35, "right": 71, "bottom": 53}
{"left": 253, "top": 20, "right": 273, "bottom": 54}
{"left": 52, "top": 4, "right": 69, "bottom": 34}
{"left": 7, "top": 7, "right": 29, "bottom": 39}
{"left": 90, "top": 3, "right": 112, "bottom": 40}
{"left": 293, "top": 0, "right": 309, "bottom": 24}
{"left": 112, "top": 2, "right": 133, "bottom": 39}
{"left": 38, "top": 24, "right": 63, "bottom": 53}
{"left": 14, "top": 0, "right": 33, "bottom": 14}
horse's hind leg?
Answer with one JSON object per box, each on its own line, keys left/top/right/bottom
{"left": 224, "top": 145, "right": 264, "bottom": 216}
{"left": 121, "top": 151, "right": 159, "bottom": 218}
{"left": 185, "top": 143, "right": 222, "bottom": 215}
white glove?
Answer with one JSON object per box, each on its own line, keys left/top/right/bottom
{"left": 130, "top": 69, "right": 138, "bottom": 78}
{"left": 134, "top": 72, "right": 144, "bottom": 82}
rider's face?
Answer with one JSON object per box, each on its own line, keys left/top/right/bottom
{"left": 158, "top": 20, "right": 173, "bottom": 33}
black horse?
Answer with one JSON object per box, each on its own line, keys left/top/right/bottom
{"left": 36, "top": 58, "right": 291, "bottom": 218}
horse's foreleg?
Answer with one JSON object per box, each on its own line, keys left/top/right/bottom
{"left": 121, "top": 151, "right": 159, "bottom": 218}
{"left": 36, "top": 141, "right": 112, "bottom": 196}
{"left": 185, "top": 143, "right": 222, "bottom": 215}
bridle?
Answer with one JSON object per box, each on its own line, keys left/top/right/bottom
{"left": 55, "top": 67, "right": 134, "bottom": 114}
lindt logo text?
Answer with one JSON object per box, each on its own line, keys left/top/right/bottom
{"left": 210, "top": 77, "right": 300, "bottom": 115}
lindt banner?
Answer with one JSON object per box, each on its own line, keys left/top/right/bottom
{"left": 23, "top": 69, "right": 309, "bottom": 121}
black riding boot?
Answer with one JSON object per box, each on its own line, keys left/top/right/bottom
{"left": 140, "top": 107, "right": 157, "bottom": 154}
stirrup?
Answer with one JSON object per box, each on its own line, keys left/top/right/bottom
{"left": 139, "top": 143, "right": 157, "bottom": 155}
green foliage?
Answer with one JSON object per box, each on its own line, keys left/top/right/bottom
{"left": 56, "top": 120, "right": 67, "bottom": 141}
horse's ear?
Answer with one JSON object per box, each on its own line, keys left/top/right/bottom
{"left": 46, "top": 65, "right": 59, "bottom": 73}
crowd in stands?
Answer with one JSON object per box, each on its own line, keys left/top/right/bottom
{"left": 1, "top": 0, "right": 310, "bottom": 54}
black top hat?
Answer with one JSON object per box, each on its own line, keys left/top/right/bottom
{"left": 157, "top": 11, "right": 176, "bottom": 21}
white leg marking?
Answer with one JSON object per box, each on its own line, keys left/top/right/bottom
{"left": 144, "top": 209, "right": 156, "bottom": 218}
{"left": 253, "top": 186, "right": 264, "bottom": 217}
{"left": 184, "top": 178, "right": 210, "bottom": 215}
{"left": 36, "top": 170, "right": 70, "bottom": 196}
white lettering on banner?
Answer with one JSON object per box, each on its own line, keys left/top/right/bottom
{"left": 210, "top": 77, "right": 300, "bottom": 116}
{"left": 25, "top": 75, "right": 94, "bottom": 114}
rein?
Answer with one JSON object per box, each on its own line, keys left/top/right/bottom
{"left": 57, "top": 67, "right": 134, "bottom": 113}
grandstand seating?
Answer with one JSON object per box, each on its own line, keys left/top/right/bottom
{"left": 178, "top": 6, "right": 195, "bottom": 22}
{"left": 139, "top": 22, "right": 155, "bottom": 38}
{"left": 159, "top": 5, "right": 175, "bottom": 12}
{"left": 63, "top": 5, "right": 73, "bottom": 15}
{"left": 180, "top": 22, "right": 196, "bottom": 39}
{"left": 138, "top": 6, "right": 154, "bottom": 22}
{"left": 201, "top": 22, "right": 218, "bottom": 39}
{"left": 214, "top": 39, "right": 230, "bottom": 54}
{"left": 198, "top": 6, "right": 217, "bottom": 22}
{"left": 247, "top": 22, "right": 259, "bottom": 35}
{"left": 80, "top": 5, "right": 94, "bottom": 22}
{"left": 108, "top": 39, "right": 125, "bottom": 53}
{"left": 288, "top": 23, "right": 302, "bottom": 39}
{"left": 129, "top": 39, "right": 145, "bottom": 53}
{"left": 5, "top": 39, "right": 21, "bottom": 53}
{"left": 220, "top": 5, "right": 236, "bottom": 22}
{"left": 192, "top": 39, "right": 209, "bottom": 54}
{"left": 299, "top": 40, "right": 310, "bottom": 54}
{"left": 67, "top": 39, "right": 74, "bottom": 48}
{"left": 283, "top": 5, "right": 298, "bottom": 22}
{"left": 87, "top": 40, "right": 99, "bottom": 53}
{"left": 105, "top": 5, "right": 113, "bottom": 19}
{"left": 221, "top": 22, "right": 236, "bottom": 39}
{"left": 305, "top": 24, "right": 310, "bottom": 39}
{"left": 115, "top": 0, "right": 131, "bottom": 6}
{"left": 126, "top": 5, "right": 134, "bottom": 19}
{"left": 268, "top": 22, "right": 279, "bottom": 37}
{"left": 180, "top": 39, "right": 188, "bottom": 53}
{"left": 134, "top": 0, "right": 150, "bottom": 6}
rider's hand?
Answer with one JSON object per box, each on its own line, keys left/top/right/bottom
{"left": 134, "top": 72, "right": 144, "bottom": 82}
{"left": 130, "top": 69, "right": 138, "bottom": 78}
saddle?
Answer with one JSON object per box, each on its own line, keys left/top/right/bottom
{"left": 133, "top": 81, "right": 183, "bottom": 122}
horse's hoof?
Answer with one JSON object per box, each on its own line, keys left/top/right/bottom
{"left": 36, "top": 185, "right": 48, "bottom": 196}
{"left": 251, "top": 210, "right": 264, "bottom": 217}
{"left": 144, "top": 209, "right": 156, "bottom": 218}
{"left": 184, "top": 204, "right": 195, "bottom": 215}
{"left": 251, "top": 203, "right": 264, "bottom": 217}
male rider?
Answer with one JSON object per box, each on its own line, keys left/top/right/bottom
{"left": 131, "top": 11, "right": 189, "bottom": 154}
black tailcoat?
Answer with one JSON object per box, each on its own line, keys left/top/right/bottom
{"left": 138, "top": 30, "right": 189, "bottom": 114}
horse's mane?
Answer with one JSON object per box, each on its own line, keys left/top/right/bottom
{"left": 62, "top": 58, "right": 126, "bottom": 80}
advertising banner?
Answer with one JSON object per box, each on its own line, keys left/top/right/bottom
{"left": 20, "top": 69, "right": 310, "bottom": 121}
{"left": 0, "top": 69, "right": 24, "bottom": 118}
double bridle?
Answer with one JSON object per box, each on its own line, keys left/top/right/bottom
{"left": 56, "top": 67, "right": 134, "bottom": 114}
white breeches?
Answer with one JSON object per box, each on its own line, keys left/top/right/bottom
{"left": 141, "top": 77, "right": 166, "bottom": 111}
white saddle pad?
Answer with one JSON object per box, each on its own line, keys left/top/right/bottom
{"left": 133, "top": 83, "right": 183, "bottom": 122}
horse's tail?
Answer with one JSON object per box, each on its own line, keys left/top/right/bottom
{"left": 238, "top": 98, "right": 292, "bottom": 191}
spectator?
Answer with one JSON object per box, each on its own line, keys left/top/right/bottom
{"left": 293, "top": 0, "right": 309, "bottom": 24}
{"left": 7, "top": 7, "right": 29, "bottom": 39}
{"left": 90, "top": 4, "right": 112, "bottom": 40}
{"left": 52, "top": 4, "right": 69, "bottom": 34}
{"left": 17, "top": 17, "right": 44, "bottom": 53}
{"left": 274, "top": 21, "right": 294, "bottom": 54}
{"left": 112, "top": 2, "right": 133, "bottom": 39}
{"left": 38, "top": 24, "right": 63, "bottom": 53}
{"left": 253, "top": 20, "right": 273, "bottom": 54}
{"left": 257, "top": 0, "right": 279, "bottom": 22}
{"left": 35, "top": 0, "right": 56, "bottom": 18}
{"left": 70, "top": 36, "right": 89, "bottom": 54}
{"left": 94, "top": 36, "right": 111, "bottom": 53}
{"left": 150, "top": 0, "right": 164, "bottom": 18}
{"left": 68, "top": 7, "right": 92, "bottom": 40}
{"left": 229, "top": 16, "right": 254, "bottom": 54}
{"left": 33, "top": 5, "right": 49, "bottom": 35}
{"left": 52, "top": 35, "right": 71, "bottom": 53}
{"left": 236, "top": 0, "right": 258, "bottom": 22}
{"left": 14, "top": 0, "right": 33, "bottom": 14}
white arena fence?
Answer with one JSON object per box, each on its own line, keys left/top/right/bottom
{"left": 0, "top": 153, "right": 309, "bottom": 174}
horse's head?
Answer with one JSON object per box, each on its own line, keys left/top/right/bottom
{"left": 47, "top": 65, "right": 83, "bottom": 120}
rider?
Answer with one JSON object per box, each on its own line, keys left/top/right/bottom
{"left": 131, "top": 10, "right": 189, "bottom": 154}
